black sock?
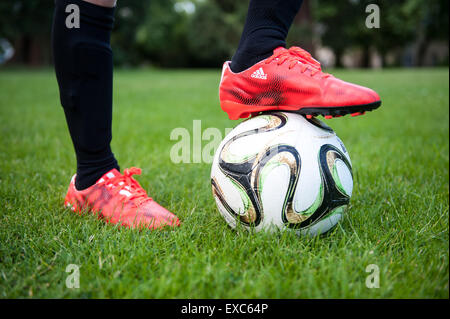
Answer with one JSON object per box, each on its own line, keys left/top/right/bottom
{"left": 52, "top": 0, "right": 119, "bottom": 190}
{"left": 230, "top": 0, "right": 303, "bottom": 73}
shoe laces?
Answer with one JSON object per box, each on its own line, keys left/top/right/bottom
{"left": 107, "top": 167, "right": 152, "bottom": 205}
{"left": 266, "top": 46, "right": 330, "bottom": 77}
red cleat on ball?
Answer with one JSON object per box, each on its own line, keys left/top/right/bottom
{"left": 219, "top": 46, "right": 381, "bottom": 120}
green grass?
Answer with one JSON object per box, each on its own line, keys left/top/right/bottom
{"left": 0, "top": 67, "right": 448, "bottom": 298}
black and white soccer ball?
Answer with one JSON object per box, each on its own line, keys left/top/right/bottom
{"left": 211, "top": 112, "right": 353, "bottom": 236}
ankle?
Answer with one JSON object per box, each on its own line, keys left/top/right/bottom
{"left": 230, "top": 40, "right": 285, "bottom": 73}
{"left": 75, "top": 159, "right": 120, "bottom": 190}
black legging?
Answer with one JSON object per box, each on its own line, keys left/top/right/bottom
{"left": 52, "top": 0, "right": 119, "bottom": 190}
{"left": 231, "top": 0, "right": 303, "bottom": 72}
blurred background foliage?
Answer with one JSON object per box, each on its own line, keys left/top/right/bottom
{"left": 0, "top": 0, "right": 448, "bottom": 68}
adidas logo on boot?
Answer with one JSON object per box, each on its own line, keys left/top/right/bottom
{"left": 251, "top": 67, "right": 267, "bottom": 80}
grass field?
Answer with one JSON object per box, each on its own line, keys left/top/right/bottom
{"left": 0, "top": 67, "right": 448, "bottom": 298}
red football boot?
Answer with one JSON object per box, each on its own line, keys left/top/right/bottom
{"left": 64, "top": 167, "right": 180, "bottom": 229}
{"left": 219, "top": 46, "right": 381, "bottom": 120}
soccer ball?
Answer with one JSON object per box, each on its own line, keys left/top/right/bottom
{"left": 210, "top": 112, "right": 353, "bottom": 236}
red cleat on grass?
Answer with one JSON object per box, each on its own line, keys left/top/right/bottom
{"left": 64, "top": 167, "right": 180, "bottom": 229}
{"left": 219, "top": 46, "right": 381, "bottom": 120}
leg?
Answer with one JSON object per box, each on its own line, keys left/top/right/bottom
{"left": 53, "top": 0, "right": 180, "bottom": 229}
{"left": 52, "top": 0, "right": 118, "bottom": 190}
{"left": 230, "top": 0, "right": 303, "bottom": 73}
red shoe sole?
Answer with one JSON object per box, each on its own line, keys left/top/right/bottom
{"left": 221, "top": 100, "right": 382, "bottom": 120}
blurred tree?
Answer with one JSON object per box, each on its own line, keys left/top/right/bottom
{"left": 0, "top": 0, "right": 54, "bottom": 65}
{"left": 0, "top": 0, "right": 447, "bottom": 67}
{"left": 134, "top": 0, "right": 189, "bottom": 67}
{"left": 186, "top": 0, "right": 246, "bottom": 67}
{"left": 314, "top": 0, "right": 359, "bottom": 67}
{"left": 402, "top": 0, "right": 449, "bottom": 66}
{"left": 287, "top": 0, "right": 317, "bottom": 56}
{"left": 315, "top": 0, "right": 449, "bottom": 67}
{"left": 348, "top": 0, "right": 418, "bottom": 68}
{"left": 112, "top": 0, "right": 151, "bottom": 66}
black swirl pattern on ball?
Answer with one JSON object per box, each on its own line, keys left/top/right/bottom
{"left": 285, "top": 144, "right": 352, "bottom": 229}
